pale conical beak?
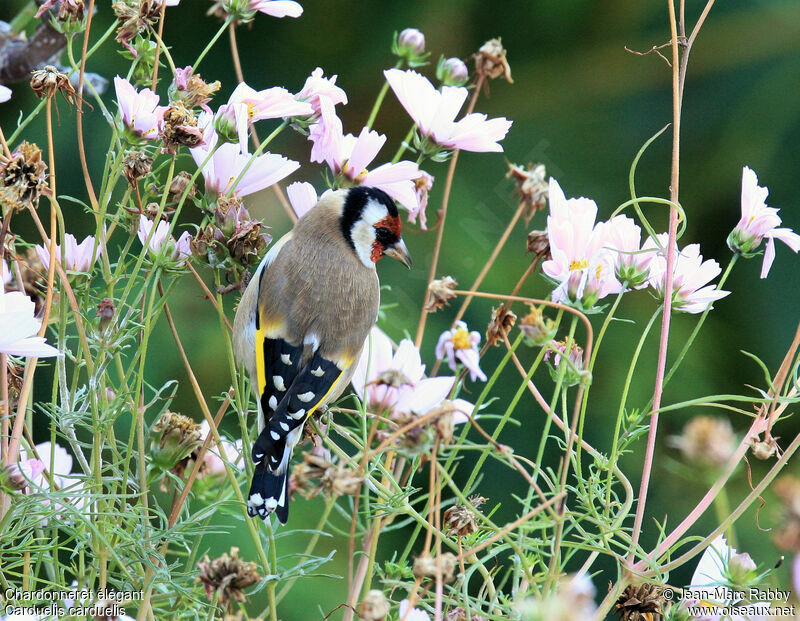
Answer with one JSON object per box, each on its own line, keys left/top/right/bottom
{"left": 384, "top": 239, "right": 413, "bottom": 269}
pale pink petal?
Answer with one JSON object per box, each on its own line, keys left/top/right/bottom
{"left": 0, "top": 85, "right": 11, "bottom": 103}
{"left": 770, "top": 227, "right": 800, "bottom": 252}
{"left": 761, "top": 235, "right": 776, "bottom": 279}
{"left": 251, "top": 0, "right": 303, "bottom": 18}
{"left": 383, "top": 69, "right": 438, "bottom": 134}
{"left": 286, "top": 181, "right": 318, "bottom": 218}
{"left": 346, "top": 128, "right": 385, "bottom": 178}
{"left": 443, "top": 113, "right": 512, "bottom": 152}
{"left": 450, "top": 398, "right": 474, "bottom": 425}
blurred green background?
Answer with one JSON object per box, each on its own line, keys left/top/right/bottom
{"left": 3, "top": 0, "right": 800, "bottom": 617}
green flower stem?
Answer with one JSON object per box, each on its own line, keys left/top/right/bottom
{"left": 365, "top": 60, "right": 403, "bottom": 130}
{"left": 604, "top": 305, "right": 661, "bottom": 511}
{"left": 391, "top": 124, "right": 416, "bottom": 163}
{"left": 193, "top": 17, "right": 233, "bottom": 71}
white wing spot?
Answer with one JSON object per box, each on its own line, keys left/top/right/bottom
{"left": 254, "top": 451, "right": 264, "bottom": 460}
{"left": 273, "top": 375, "right": 286, "bottom": 391}
{"left": 265, "top": 497, "right": 278, "bottom": 511}
{"left": 290, "top": 409, "right": 306, "bottom": 420}
{"left": 304, "top": 333, "right": 320, "bottom": 351}
{"left": 270, "top": 430, "right": 280, "bottom": 441}
{"left": 280, "top": 353, "right": 292, "bottom": 365}
{"left": 311, "top": 366, "right": 324, "bottom": 377}
{"left": 249, "top": 493, "right": 264, "bottom": 507}
{"left": 279, "top": 421, "right": 289, "bottom": 431}
{"left": 268, "top": 395, "right": 278, "bottom": 410}
{"left": 298, "top": 391, "right": 315, "bottom": 403}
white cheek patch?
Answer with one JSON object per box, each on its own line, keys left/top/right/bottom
{"left": 349, "top": 198, "right": 389, "bottom": 269}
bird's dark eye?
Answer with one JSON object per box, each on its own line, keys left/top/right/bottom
{"left": 375, "top": 227, "right": 393, "bottom": 244}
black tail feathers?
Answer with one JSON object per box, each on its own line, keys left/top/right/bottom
{"left": 247, "top": 465, "right": 290, "bottom": 524}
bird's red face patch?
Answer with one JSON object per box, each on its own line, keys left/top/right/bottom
{"left": 371, "top": 215, "right": 402, "bottom": 262}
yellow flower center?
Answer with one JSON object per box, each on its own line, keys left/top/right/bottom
{"left": 247, "top": 102, "right": 256, "bottom": 120}
{"left": 451, "top": 327, "right": 472, "bottom": 350}
{"left": 341, "top": 159, "right": 369, "bottom": 181}
{"left": 569, "top": 258, "right": 588, "bottom": 271}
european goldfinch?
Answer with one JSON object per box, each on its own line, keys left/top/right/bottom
{"left": 233, "top": 186, "right": 412, "bottom": 523}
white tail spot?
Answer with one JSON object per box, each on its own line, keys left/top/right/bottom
{"left": 279, "top": 421, "right": 289, "bottom": 431}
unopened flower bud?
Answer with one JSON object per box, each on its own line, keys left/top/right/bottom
{"left": 123, "top": 150, "right": 153, "bottom": 186}
{"left": 150, "top": 411, "right": 203, "bottom": 470}
{"left": 96, "top": 297, "right": 116, "bottom": 332}
{"left": 728, "top": 552, "right": 757, "bottom": 586}
{"left": 544, "top": 339, "right": 585, "bottom": 387}
{"left": 425, "top": 276, "right": 458, "bottom": 312}
{"left": 437, "top": 56, "right": 469, "bottom": 87}
{"left": 360, "top": 590, "right": 390, "bottom": 621}
{"left": 213, "top": 103, "right": 243, "bottom": 144}
{"left": 397, "top": 28, "right": 425, "bottom": 56}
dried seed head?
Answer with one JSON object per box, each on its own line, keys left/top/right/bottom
{"left": 614, "top": 583, "right": 666, "bottom": 621}
{"left": 226, "top": 218, "right": 272, "bottom": 266}
{"left": 123, "top": 150, "right": 153, "bottom": 186}
{"left": 527, "top": 230, "right": 551, "bottom": 260}
{"left": 507, "top": 162, "right": 547, "bottom": 224}
{"left": 112, "top": 1, "right": 158, "bottom": 52}
{"left": 150, "top": 410, "right": 203, "bottom": 469}
{"left": 486, "top": 304, "right": 517, "bottom": 348}
{"left": 30, "top": 65, "right": 77, "bottom": 104}
{"left": 374, "top": 369, "right": 413, "bottom": 389}
{"left": 445, "top": 609, "right": 487, "bottom": 621}
{"left": 0, "top": 142, "right": 49, "bottom": 212}
{"left": 144, "top": 202, "right": 169, "bottom": 221}
{"left": 96, "top": 297, "right": 116, "bottom": 331}
{"left": 291, "top": 453, "right": 362, "bottom": 499}
{"left": 359, "top": 590, "right": 390, "bottom": 621}
{"left": 749, "top": 435, "right": 778, "bottom": 461}
{"left": 195, "top": 547, "right": 260, "bottom": 609}
{"left": 169, "top": 170, "right": 196, "bottom": 203}
{"left": 668, "top": 416, "right": 737, "bottom": 470}
{"left": 413, "top": 552, "right": 457, "bottom": 583}
{"left": 473, "top": 38, "right": 512, "bottom": 84}
{"left": 59, "top": 0, "right": 85, "bottom": 21}
{"left": 434, "top": 406, "right": 454, "bottom": 444}
{"left": 161, "top": 101, "right": 203, "bottom": 153}
{"left": 425, "top": 276, "right": 458, "bottom": 312}
{"left": 215, "top": 195, "right": 250, "bottom": 237}
{"left": 443, "top": 495, "right": 486, "bottom": 536}
{"left": 519, "top": 304, "right": 557, "bottom": 347}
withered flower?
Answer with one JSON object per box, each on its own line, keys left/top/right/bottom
{"left": 486, "top": 304, "right": 517, "bottom": 348}
{"left": 150, "top": 410, "right": 203, "bottom": 470}
{"left": 750, "top": 435, "right": 778, "bottom": 461}
{"left": 112, "top": 1, "right": 162, "bottom": 54}
{"left": 145, "top": 201, "right": 170, "bottom": 221}
{"left": 443, "top": 495, "right": 486, "bottom": 536}
{"left": 161, "top": 101, "right": 203, "bottom": 153}
{"left": 425, "top": 276, "right": 458, "bottom": 312}
{"left": 434, "top": 405, "right": 455, "bottom": 444}
{"left": 519, "top": 304, "right": 556, "bottom": 347}
{"left": 195, "top": 547, "right": 260, "bottom": 609}
{"left": 172, "top": 66, "right": 221, "bottom": 113}
{"left": 667, "top": 416, "right": 737, "bottom": 471}
{"left": 359, "top": 590, "right": 390, "bottom": 621}
{"left": 215, "top": 195, "right": 250, "bottom": 237}
{"left": 507, "top": 162, "right": 547, "bottom": 224}
{"left": 169, "top": 170, "right": 196, "bottom": 204}
{"left": 123, "top": 150, "right": 153, "bottom": 186}
{"left": 36, "top": 0, "right": 85, "bottom": 21}
{"left": 30, "top": 66, "right": 77, "bottom": 105}
{"left": 291, "top": 453, "right": 362, "bottom": 499}
{"left": 473, "top": 38, "right": 513, "bottom": 84}
{"left": 0, "top": 142, "right": 49, "bottom": 212}
{"left": 527, "top": 230, "right": 550, "bottom": 261}
{"left": 413, "top": 553, "right": 457, "bottom": 583}
{"left": 227, "top": 218, "right": 271, "bottom": 266}
{"left": 96, "top": 297, "right": 116, "bottom": 332}
{"left": 614, "top": 583, "right": 666, "bottom": 621}
{"left": 446, "top": 609, "right": 487, "bottom": 621}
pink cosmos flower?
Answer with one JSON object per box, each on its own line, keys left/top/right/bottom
{"left": 0, "top": 85, "right": 10, "bottom": 103}
{"left": 542, "top": 178, "right": 621, "bottom": 307}
{"left": 648, "top": 233, "right": 730, "bottom": 314}
{"left": 604, "top": 215, "right": 655, "bottom": 289}
{"left": 409, "top": 171, "right": 433, "bottom": 229}
{"left": 309, "top": 123, "right": 420, "bottom": 211}
{"left": 286, "top": 181, "right": 318, "bottom": 218}
{"left": 352, "top": 327, "right": 474, "bottom": 423}
{"left": 35, "top": 233, "right": 101, "bottom": 274}
{"left": 191, "top": 114, "right": 300, "bottom": 197}
{"left": 229, "top": 82, "right": 314, "bottom": 122}
{"left": 727, "top": 166, "right": 800, "bottom": 278}
{"left": 0, "top": 289, "right": 59, "bottom": 357}
{"left": 113, "top": 76, "right": 164, "bottom": 140}
{"left": 249, "top": 0, "right": 303, "bottom": 18}
{"left": 435, "top": 321, "right": 487, "bottom": 382}
{"left": 384, "top": 69, "right": 512, "bottom": 152}
{"left": 398, "top": 600, "right": 431, "bottom": 621}
{"left": 137, "top": 217, "right": 192, "bottom": 266}
{"left": 197, "top": 421, "right": 244, "bottom": 479}
{"left": 296, "top": 67, "right": 347, "bottom": 113}
{"left": 18, "top": 441, "right": 85, "bottom": 522}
